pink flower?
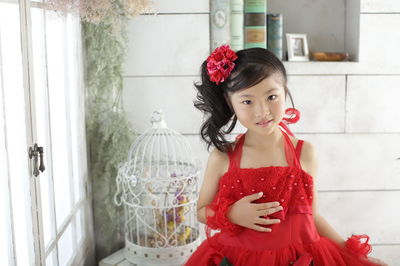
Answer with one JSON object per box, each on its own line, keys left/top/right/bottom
{"left": 206, "top": 45, "right": 238, "bottom": 85}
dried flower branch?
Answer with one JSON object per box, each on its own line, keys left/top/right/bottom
{"left": 44, "top": 0, "right": 155, "bottom": 24}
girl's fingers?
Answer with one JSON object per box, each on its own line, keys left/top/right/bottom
{"left": 256, "top": 209, "right": 267, "bottom": 216}
{"left": 255, "top": 217, "right": 280, "bottom": 225}
{"left": 263, "top": 206, "right": 283, "bottom": 215}
{"left": 251, "top": 224, "right": 272, "bottom": 232}
{"left": 255, "top": 206, "right": 282, "bottom": 216}
{"left": 368, "top": 257, "right": 388, "bottom": 266}
{"left": 245, "top": 192, "right": 264, "bottom": 202}
{"left": 255, "top": 201, "right": 280, "bottom": 210}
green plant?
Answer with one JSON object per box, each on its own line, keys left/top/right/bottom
{"left": 82, "top": 1, "right": 152, "bottom": 259}
{"left": 83, "top": 16, "right": 132, "bottom": 259}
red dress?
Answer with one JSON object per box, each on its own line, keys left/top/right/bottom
{"left": 185, "top": 127, "right": 377, "bottom": 266}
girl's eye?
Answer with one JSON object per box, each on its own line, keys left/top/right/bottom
{"left": 242, "top": 100, "right": 251, "bottom": 105}
{"left": 268, "top": 95, "right": 277, "bottom": 101}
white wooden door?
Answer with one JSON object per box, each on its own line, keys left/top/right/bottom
{"left": 0, "top": 0, "right": 93, "bottom": 265}
{"left": 0, "top": 1, "right": 37, "bottom": 264}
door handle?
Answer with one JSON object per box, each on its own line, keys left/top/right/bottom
{"left": 29, "top": 143, "right": 45, "bottom": 177}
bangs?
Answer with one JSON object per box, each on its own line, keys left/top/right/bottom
{"left": 224, "top": 64, "right": 281, "bottom": 93}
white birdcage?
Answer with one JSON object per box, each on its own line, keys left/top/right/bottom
{"left": 114, "top": 110, "right": 201, "bottom": 266}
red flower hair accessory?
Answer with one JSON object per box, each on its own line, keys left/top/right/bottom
{"left": 345, "top": 234, "right": 372, "bottom": 258}
{"left": 206, "top": 44, "right": 238, "bottom": 85}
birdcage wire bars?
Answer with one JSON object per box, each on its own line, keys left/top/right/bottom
{"left": 115, "top": 110, "right": 201, "bottom": 265}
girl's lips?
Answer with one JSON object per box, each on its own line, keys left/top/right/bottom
{"left": 257, "top": 119, "right": 273, "bottom": 126}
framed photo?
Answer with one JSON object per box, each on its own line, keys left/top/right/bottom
{"left": 286, "top": 33, "right": 309, "bottom": 61}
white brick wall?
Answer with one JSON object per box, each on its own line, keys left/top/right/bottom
{"left": 122, "top": 0, "right": 400, "bottom": 263}
{"left": 361, "top": 0, "right": 400, "bottom": 13}
{"left": 288, "top": 76, "right": 346, "bottom": 133}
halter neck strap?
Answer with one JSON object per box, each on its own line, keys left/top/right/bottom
{"left": 228, "top": 130, "right": 303, "bottom": 170}
{"left": 228, "top": 133, "right": 246, "bottom": 171}
{"left": 227, "top": 108, "right": 302, "bottom": 171}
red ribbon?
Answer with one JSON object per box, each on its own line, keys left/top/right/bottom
{"left": 279, "top": 108, "right": 301, "bottom": 137}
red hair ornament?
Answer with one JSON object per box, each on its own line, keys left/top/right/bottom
{"left": 206, "top": 45, "right": 238, "bottom": 85}
{"left": 279, "top": 108, "right": 301, "bottom": 137}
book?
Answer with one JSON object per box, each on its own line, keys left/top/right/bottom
{"left": 244, "top": 0, "right": 267, "bottom": 49}
{"left": 230, "top": 0, "right": 244, "bottom": 51}
{"left": 210, "top": 0, "right": 231, "bottom": 52}
{"left": 267, "top": 14, "right": 283, "bottom": 60}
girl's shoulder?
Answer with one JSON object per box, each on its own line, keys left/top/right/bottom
{"left": 287, "top": 135, "right": 315, "bottom": 154}
{"left": 287, "top": 135, "right": 299, "bottom": 148}
{"left": 208, "top": 147, "right": 230, "bottom": 177}
{"left": 295, "top": 138, "right": 318, "bottom": 178}
{"left": 207, "top": 137, "right": 239, "bottom": 176}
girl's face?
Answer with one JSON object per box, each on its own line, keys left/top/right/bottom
{"left": 227, "top": 72, "right": 287, "bottom": 135}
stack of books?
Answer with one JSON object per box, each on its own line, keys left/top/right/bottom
{"left": 210, "top": 0, "right": 283, "bottom": 60}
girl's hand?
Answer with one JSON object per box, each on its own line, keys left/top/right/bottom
{"left": 227, "top": 192, "right": 282, "bottom": 232}
{"left": 367, "top": 256, "right": 388, "bottom": 266}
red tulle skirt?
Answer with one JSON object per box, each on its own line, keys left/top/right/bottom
{"left": 184, "top": 214, "right": 377, "bottom": 266}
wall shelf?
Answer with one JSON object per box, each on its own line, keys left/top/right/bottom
{"left": 268, "top": 0, "right": 361, "bottom": 62}
{"left": 284, "top": 61, "right": 359, "bottom": 75}
{"left": 283, "top": 61, "right": 400, "bottom": 75}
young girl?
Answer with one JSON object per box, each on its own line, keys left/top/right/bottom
{"left": 184, "top": 45, "right": 387, "bottom": 265}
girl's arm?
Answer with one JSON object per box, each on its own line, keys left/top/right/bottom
{"left": 300, "top": 141, "right": 345, "bottom": 246}
{"left": 302, "top": 141, "right": 388, "bottom": 265}
{"left": 196, "top": 148, "right": 228, "bottom": 224}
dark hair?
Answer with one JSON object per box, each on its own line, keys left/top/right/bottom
{"left": 194, "top": 48, "right": 295, "bottom": 152}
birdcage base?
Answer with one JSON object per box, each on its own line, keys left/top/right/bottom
{"left": 124, "top": 237, "right": 201, "bottom": 265}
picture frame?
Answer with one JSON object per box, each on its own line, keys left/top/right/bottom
{"left": 286, "top": 33, "right": 309, "bottom": 62}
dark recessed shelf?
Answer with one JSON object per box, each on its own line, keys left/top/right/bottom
{"left": 268, "top": 0, "right": 360, "bottom": 62}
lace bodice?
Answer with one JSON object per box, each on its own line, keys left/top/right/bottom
{"left": 207, "top": 127, "right": 314, "bottom": 232}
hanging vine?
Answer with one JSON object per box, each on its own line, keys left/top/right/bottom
{"left": 79, "top": 0, "right": 154, "bottom": 260}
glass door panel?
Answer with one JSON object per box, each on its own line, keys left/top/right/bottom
{"left": 30, "top": 5, "right": 89, "bottom": 264}
{"left": 0, "top": 1, "right": 36, "bottom": 265}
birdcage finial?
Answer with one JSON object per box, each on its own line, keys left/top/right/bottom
{"left": 151, "top": 109, "right": 167, "bottom": 129}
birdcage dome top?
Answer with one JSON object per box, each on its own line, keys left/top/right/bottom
{"left": 120, "top": 110, "right": 199, "bottom": 180}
